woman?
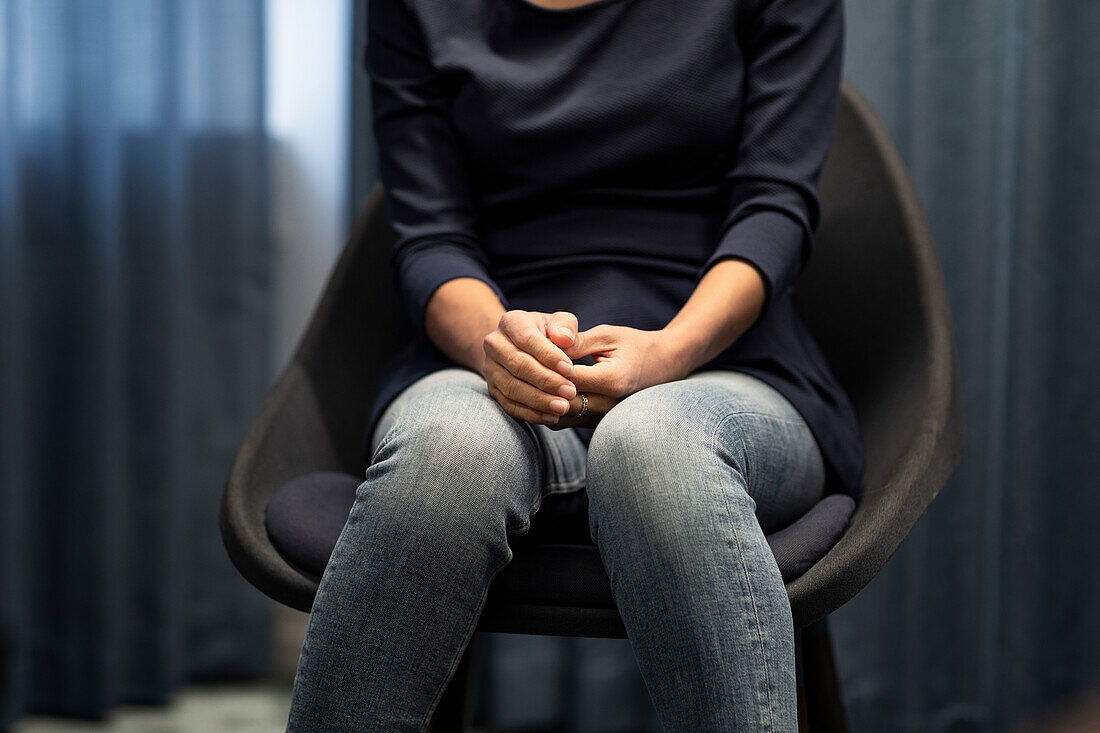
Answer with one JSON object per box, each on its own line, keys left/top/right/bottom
{"left": 287, "top": 0, "right": 864, "bottom": 729}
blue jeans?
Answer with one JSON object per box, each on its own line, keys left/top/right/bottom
{"left": 286, "top": 367, "right": 826, "bottom": 732}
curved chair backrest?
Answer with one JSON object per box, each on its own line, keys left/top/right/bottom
{"left": 787, "top": 81, "right": 965, "bottom": 624}
{"left": 218, "top": 181, "right": 403, "bottom": 611}
{"left": 220, "top": 79, "right": 965, "bottom": 623}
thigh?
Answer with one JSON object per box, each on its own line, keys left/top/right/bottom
{"left": 370, "top": 367, "right": 588, "bottom": 495}
{"left": 370, "top": 367, "right": 486, "bottom": 457}
{"left": 680, "top": 369, "right": 827, "bottom": 532}
{"left": 593, "top": 369, "right": 826, "bottom": 534}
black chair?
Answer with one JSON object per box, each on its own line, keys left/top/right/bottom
{"left": 220, "top": 79, "right": 965, "bottom": 731}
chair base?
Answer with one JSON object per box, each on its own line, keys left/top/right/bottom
{"left": 428, "top": 635, "right": 480, "bottom": 733}
{"left": 428, "top": 617, "right": 849, "bottom": 732}
{"left": 797, "top": 617, "right": 849, "bottom": 733}
{"left": 478, "top": 603, "right": 627, "bottom": 639}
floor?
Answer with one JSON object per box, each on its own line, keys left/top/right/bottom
{"left": 11, "top": 683, "right": 293, "bottom": 733}
{"left": 11, "top": 684, "right": 1100, "bottom": 732}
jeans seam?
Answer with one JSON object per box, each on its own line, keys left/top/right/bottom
{"left": 417, "top": 425, "right": 547, "bottom": 731}
{"left": 415, "top": 544, "right": 515, "bottom": 732}
{"left": 369, "top": 399, "right": 408, "bottom": 468}
{"left": 709, "top": 409, "right": 777, "bottom": 730}
{"left": 713, "top": 411, "right": 755, "bottom": 488}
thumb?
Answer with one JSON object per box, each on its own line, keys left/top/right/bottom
{"left": 563, "top": 324, "right": 615, "bottom": 360}
{"left": 563, "top": 329, "right": 590, "bottom": 359}
{"left": 544, "top": 311, "right": 579, "bottom": 349}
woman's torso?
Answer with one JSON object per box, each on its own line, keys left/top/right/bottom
{"left": 367, "top": 0, "right": 866, "bottom": 498}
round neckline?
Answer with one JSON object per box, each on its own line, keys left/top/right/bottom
{"left": 509, "top": 0, "right": 631, "bottom": 14}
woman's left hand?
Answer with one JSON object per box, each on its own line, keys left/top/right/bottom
{"left": 550, "top": 324, "right": 690, "bottom": 429}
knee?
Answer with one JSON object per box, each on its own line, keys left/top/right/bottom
{"left": 378, "top": 373, "right": 534, "bottom": 473}
{"left": 585, "top": 383, "right": 754, "bottom": 544}
{"left": 366, "top": 380, "right": 541, "bottom": 537}
{"left": 399, "top": 409, "right": 529, "bottom": 479}
{"left": 587, "top": 382, "right": 726, "bottom": 485}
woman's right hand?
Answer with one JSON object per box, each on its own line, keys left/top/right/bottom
{"left": 479, "top": 310, "right": 581, "bottom": 426}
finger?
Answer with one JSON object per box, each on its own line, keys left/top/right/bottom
{"left": 485, "top": 331, "right": 577, "bottom": 398}
{"left": 569, "top": 361, "right": 628, "bottom": 397}
{"left": 487, "top": 382, "right": 561, "bottom": 426}
{"left": 498, "top": 311, "right": 574, "bottom": 377}
{"left": 544, "top": 311, "right": 579, "bottom": 350}
{"left": 483, "top": 358, "right": 572, "bottom": 416}
{"left": 563, "top": 324, "right": 618, "bottom": 360}
{"left": 552, "top": 391, "right": 618, "bottom": 429}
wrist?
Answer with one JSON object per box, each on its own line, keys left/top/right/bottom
{"left": 423, "top": 278, "right": 505, "bottom": 375}
{"left": 653, "top": 324, "right": 704, "bottom": 382}
{"left": 657, "top": 260, "right": 766, "bottom": 379}
{"left": 468, "top": 320, "right": 500, "bottom": 377}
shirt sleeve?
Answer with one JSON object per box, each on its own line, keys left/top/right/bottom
{"left": 366, "top": 0, "right": 509, "bottom": 336}
{"left": 696, "top": 0, "right": 845, "bottom": 321}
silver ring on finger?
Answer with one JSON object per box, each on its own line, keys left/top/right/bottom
{"left": 576, "top": 392, "right": 588, "bottom": 418}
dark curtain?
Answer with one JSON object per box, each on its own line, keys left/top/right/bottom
{"left": 833, "top": 2, "right": 1100, "bottom": 731}
{"left": 350, "top": 1, "right": 1100, "bottom": 730}
{"left": 0, "top": 0, "right": 273, "bottom": 724}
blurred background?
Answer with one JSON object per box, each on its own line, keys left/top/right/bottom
{"left": 1, "top": 1, "right": 1097, "bottom": 731}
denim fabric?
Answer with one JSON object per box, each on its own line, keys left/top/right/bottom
{"left": 286, "top": 366, "right": 826, "bottom": 732}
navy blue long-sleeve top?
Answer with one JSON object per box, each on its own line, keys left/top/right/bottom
{"left": 362, "top": 0, "right": 865, "bottom": 498}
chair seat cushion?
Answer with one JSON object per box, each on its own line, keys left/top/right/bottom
{"left": 764, "top": 493, "right": 856, "bottom": 582}
{"left": 265, "top": 472, "right": 856, "bottom": 605}
{"left": 264, "top": 472, "right": 364, "bottom": 579}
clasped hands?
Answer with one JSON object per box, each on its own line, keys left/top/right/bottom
{"left": 478, "top": 309, "right": 689, "bottom": 429}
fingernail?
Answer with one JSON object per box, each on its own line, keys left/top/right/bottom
{"left": 556, "top": 360, "right": 572, "bottom": 376}
{"left": 550, "top": 399, "right": 569, "bottom": 414}
{"left": 557, "top": 328, "right": 573, "bottom": 340}
{"left": 558, "top": 383, "right": 576, "bottom": 399}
